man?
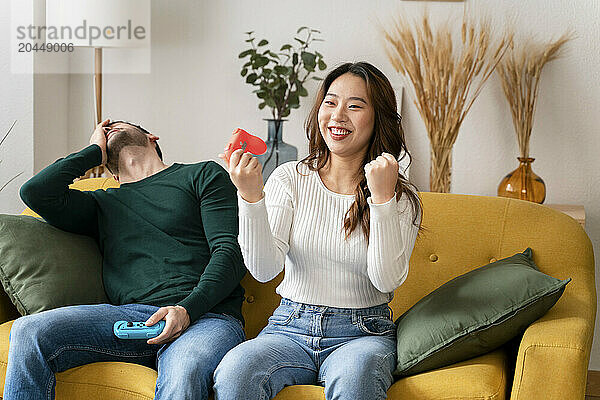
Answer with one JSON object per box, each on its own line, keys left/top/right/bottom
{"left": 5, "top": 119, "right": 247, "bottom": 399}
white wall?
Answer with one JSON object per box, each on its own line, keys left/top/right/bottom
{"left": 0, "top": 1, "right": 34, "bottom": 215}
{"left": 24, "top": 0, "right": 600, "bottom": 369}
{"left": 33, "top": 0, "right": 69, "bottom": 173}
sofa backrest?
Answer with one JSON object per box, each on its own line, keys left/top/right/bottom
{"left": 21, "top": 178, "right": 595, "bottom": 341}
{"left": 240, "top": 192, "right": 595, "bottom": 338}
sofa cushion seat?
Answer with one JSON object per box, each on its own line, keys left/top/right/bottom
{"left": 388, "top": 347, "right": 509, "bottom": 399}
{"left": 0, "top": 315, "right": 508, "bottom": 400}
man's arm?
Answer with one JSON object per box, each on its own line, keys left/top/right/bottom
{"left": 145, "top": 161, "right": 247, "bottom": 345}
{"left": 19, "top": 120, "right": 110, "bottom": 238}
{"left": 177, "top": 161, "right": 247, "bottom": 322}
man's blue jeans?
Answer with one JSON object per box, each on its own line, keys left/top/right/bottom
{"left": 213, "top": 298, "right": 397, "bottom": 400}
{"left": 3, "top": 303, "right": 245, "bottom": 400}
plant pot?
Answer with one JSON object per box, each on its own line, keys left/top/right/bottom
{"left": 497, "top": 157, "right": 546, "bottom": 204}
{"left": 255, "top": 119, "right": 298, "bottom": 183}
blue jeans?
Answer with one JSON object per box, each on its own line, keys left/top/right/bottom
{"left": 3, "top": 303, "right": 245, "bottom": 400}
{"left": 213, "top": 298, "right": 397, "bottom": 400}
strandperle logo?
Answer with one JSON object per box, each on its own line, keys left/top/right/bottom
{"left": 16, "top": 19, "right": 147, "bottom": 47}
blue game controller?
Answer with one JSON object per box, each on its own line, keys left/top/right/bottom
{"left": 113, "top": 320, "right": 166, "bottom": 339}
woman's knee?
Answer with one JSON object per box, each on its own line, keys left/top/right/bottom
{"left": 322, "top": 351, "right": 396, "bottom": 399}
{"left": 214, "top": 343, "right": 260, "bottom": 384}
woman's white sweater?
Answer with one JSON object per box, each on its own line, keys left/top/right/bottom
{"left": 237, "top": 161, "right": 420, "bottom": 308}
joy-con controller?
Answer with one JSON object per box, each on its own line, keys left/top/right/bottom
{"left": 113, "top": 320, "right": 166, "bottom": 339}
{"left": 224, "top": 128, "right": 267, "bottom": 162}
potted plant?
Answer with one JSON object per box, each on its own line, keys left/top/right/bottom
{"left": 239, "top": 26, "right": 326, "bottom": 181}
{"left": 383, "top": 13, "right": 511, "bottom": 193}
{"left": 496, "top": 32, "right": 573, "bottom": 204}
{"left": 0, "top": 121, "right": 23, "bottom": 193}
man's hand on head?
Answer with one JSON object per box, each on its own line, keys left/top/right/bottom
{"left": 89, "top": 118, "right": 110, "bottom": 165}
{"left": 145, "top": 305, "right": 191, "bottom": 345}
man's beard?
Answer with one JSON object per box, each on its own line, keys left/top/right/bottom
{"left": 106, "top": 130, "right": 149, "bottom": 174}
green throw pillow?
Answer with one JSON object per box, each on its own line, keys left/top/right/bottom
{"left": 394, "top": 247, "right": 571, "bottom": 377}
{"left": 0, "top": 214, "right": 109, "bottom": 315}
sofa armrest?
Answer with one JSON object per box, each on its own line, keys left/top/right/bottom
{"left": 509, "top": 294, "right": 596, "bottom": 400}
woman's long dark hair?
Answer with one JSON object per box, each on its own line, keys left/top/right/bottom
{"left": 297, "top": 62, "right": 425, "bottom": 242}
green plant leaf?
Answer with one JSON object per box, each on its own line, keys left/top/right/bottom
{"left": 281, "top": 108, "right": 291, "bottom": 117}
{"left": 254, "top": 56, "right": 269, "bottom": 68}
{"left": 311, "top": 29, "right": 321, "bottom": 33}
{"left": 273, "top": 65, "right": 288, "bottom": 75}
{"left": 289, "top": 91, "right": 300, "bottom": 104}
{"left": 238, "top": 49, "right": 253, "bottom": 58}
{"left": 258, "top": 39, "right": 269, "bottom": 46}
{"left": 294, "top": 37, "right": 306, "bottom": 45}
{"left": 241, "top": 68, "right": 248, "bottom": 77}
{"left": 301, "top": 51, "right": 317, "bottom": 67}
{"left": 258, "top": 102, "right": 267, "bottom": 110}
{"left": 246, "top": 73, "right": 258, "bottom": 84}
{"left": 297, "top": 26, "right": 309, "bottom": 34}
{"left": 280, "top": 44, "right": 292, "bottom": 51}
{"left": 312, "top": 76, "right": 323, "bottom": 81}
{"left": 318, "top": 59, "right": 327, "bottom": 70}
{"left": 245, "top": 38, "right": 254, "bottom": 43}
{"left": 292, "top": 53, "right": 299, "bottom": 65}
{"left": 298, "top": 85, "right": 308, "bottom": 97}
{"left": 265, "top": 98, "right": 276, "bottom": 108}
{"left": 245, "top": 31, "right": 254, "bottom": 35}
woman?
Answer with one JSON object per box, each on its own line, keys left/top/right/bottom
{"left": 214, "top": 62, "right": 424, "bottom": 400}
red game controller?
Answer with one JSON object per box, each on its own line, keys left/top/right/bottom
{"left": 224, "top": 128, "right": 267, "bottom": 162}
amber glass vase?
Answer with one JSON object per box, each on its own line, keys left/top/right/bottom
{"left": 497, "top": 157, "right": 546, "bottom": 204}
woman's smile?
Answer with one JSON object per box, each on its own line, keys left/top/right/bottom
{"left": 329, "top": 126, "right": 353, "bottom": 140}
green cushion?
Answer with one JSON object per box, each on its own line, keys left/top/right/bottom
{"left": 394, "top": 247, "right": 571, "bottom": 377}
{"left": 0, "top": 214, "right": 109, "bottom": 315}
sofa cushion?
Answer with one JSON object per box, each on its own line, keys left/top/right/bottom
{"left": 0, "top": 317, "right": 508, "bottom": 400}
{"left": 0, "top": 214, "right": 109, "bottom": 316}
{"left": 388, "top": 347, "right": 509, "bottom": 399}
{"left": 394, "top": 247, "right": 571, "bottom": 377}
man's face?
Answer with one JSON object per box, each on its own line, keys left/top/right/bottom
{"left": 105, "top": 123, "right": 150, "bottom": 174}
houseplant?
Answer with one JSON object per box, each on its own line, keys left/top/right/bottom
{"left": 0, "top": 121, "right": 22, "bottom": 193}
{"left": 496, "top": 32, "right": 573, "bottom": 203}
{"left": 238, "top": 26, "right": 326, "bottom": 181}
{"left": 382, "top": 13, "right": 511, "bottom": 193}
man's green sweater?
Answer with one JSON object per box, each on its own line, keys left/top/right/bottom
{"left": 20, "top": 144, "right": 246, "bottom": 324}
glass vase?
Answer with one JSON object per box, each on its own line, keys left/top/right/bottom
{"left": 497, "top": 157, "right": 546, "bottom": 204}
{"left": 255, "top": 119, "right": 298, "bottom": 183}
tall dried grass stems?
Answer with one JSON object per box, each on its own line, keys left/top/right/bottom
{"left": 382, "top": 12, "right": 512, "bottom": 192}
{"left": 496, "top": 32, "right": 573, "bottom": 159}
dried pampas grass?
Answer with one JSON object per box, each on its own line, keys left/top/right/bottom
{"left": 382, "top": 11, "right": 512, "bottom": 193}
{"left": 496, "top": 32, "right": 573, "bottom": 159}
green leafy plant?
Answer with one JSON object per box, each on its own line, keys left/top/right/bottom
{"left": 239, "top": 26, "right": 327, "bottom": 120}
{"left": 0, "top": 120, "right": 23, "bottom": 193}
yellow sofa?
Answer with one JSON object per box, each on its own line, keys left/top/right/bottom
{"left": 0, "top": 177, "right": 595, "bottom": 400}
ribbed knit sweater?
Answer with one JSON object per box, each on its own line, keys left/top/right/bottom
{"left": 238, "top": 161, "right": 421, "bottom": 308}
